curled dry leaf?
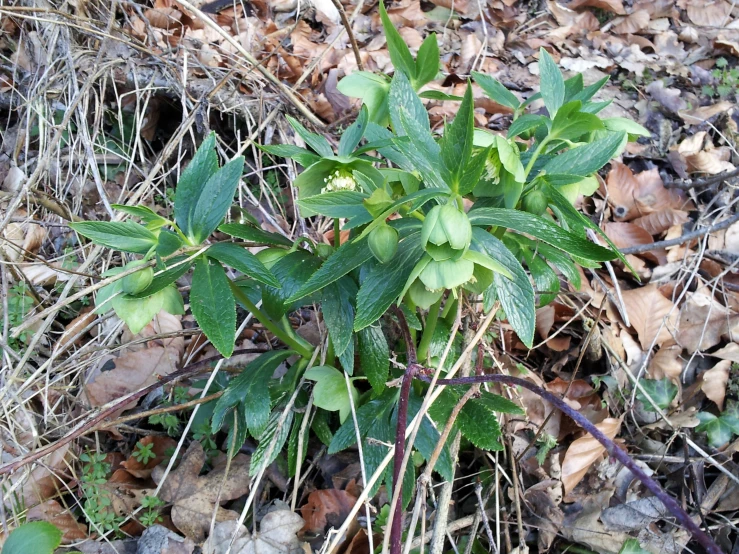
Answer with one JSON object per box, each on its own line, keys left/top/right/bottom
{"left": 0, "top": 214, "right": 46, "bottom": 262}
{"left": 649, "top": 344, "right": 683, "bottom": 380}
{"left": 677, "top": 291, "right": 739, "bottom": 353}
{"left": 27, "top": 499, "right": 88, "bottom": 543}
{"left": 620, "top": 285, "right": 677, "bottom": 350}
{"left": 632, "top": 208, "right": 689, "bottom": 236}
{"left": 701, "top": 360, "right": 731, "bottom": 410}
{"left": 153, "top": 442, "right": 251, "bottom": 542}
{"left": 56, "top": 307, "right": 96, "bottom": 352}
{"left": 568, "top": 0, "right": 625, "bottom": 15}
{"left": 677, "top": 131, "right": 736, "bottom": 174}
{"left": 612, "top": 9, "right": 650, "bottom": 34}
{"left": 646, "top": 80, "right": 686, "bottom": 113}
{"left": 603, "top": 222, "right": 665, "bottom": 263}
{"left": 203, "top": 509, "right": 305, "bottom": 554}
{"left": 17, "top": 444, "right": 73, "bottom": 509}
{"left": 711, "top": 342, "right": 739, "bottom": 363}
{"left": 561, "top": 418, "right": 622, "bottom": 497}
{"left": 299, "top": 489, "right": 358, "bottom": 542}
{"left": 605, "top": 162, "right": 685, "bottom": 221}
{"left": 686, "top": 0, "right": 732, "bottom": 26}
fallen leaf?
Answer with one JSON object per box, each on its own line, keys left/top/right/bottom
{"left": 649, "top": 344, "right": 683, "bottom": 380}
{"left": 561, "top": 417, "right": 622, "bottom": 496}
{"left": 711, "top": 343, "right": 739, "bottom": 363}
{"left": 27, "top": 500, "right": 88, "bottom": 543}
{"left": 679, "top": 101, "right": 733, "bottom": 124}
{"left": 154, "top": 442, "right": 251, "bottom": 542}
{"left": 561, "top": 490, "right": 631, "bottom": 553}
{"left": 646, "top": 80, "right": 686, "bottom": 113}
{"left": 18, "top": 444, "right": 73, "bottom": 509}
{"left": 687, "top": 0, "right": 732, "bottom": 26}
{"left": 300, "top": 489, "right": 358, "bottom": 538}
{"left": 621, "top": 285, "right": 677, "bottom": 350}
{"left": 677, "top": 131, "right": 735, "bottom": 175}
{"left": 203, "top": 508, "right": 305, "bottom": 554}
{"left": 568, "top": 0, "right": 625, "bottom": 15}
{"left": 137, "top": 524, "right": 195, "bottom": 554}
{"left": 603, "top": 222, "right": 664, "bottom": 263}
{"left": 701, "top": 360, "right": 731, "bottom": 410}
{"left": 613, "top": 9, "right": 650, "bottom": 34}
{"left": 631, "top": 208, "right": 689, "bottom": 236}
{"left": 121, "top": 436, "right": 177, "bottom": 479}
{"left": 601, "top": 496, "right": 667, "bottom": 532}
{"left": 677, "top": 291, "right": 739, "bottom": 353}
{"left": 605, "top": 162, "right": 685, "bottom": 221}
{"left": 56, "top": 307, "right": 96, "bottom": 352}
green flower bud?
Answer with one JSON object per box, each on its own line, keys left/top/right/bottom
{"left": 419, "top": 257, "right": 474, "bottom": 292}
{"left": 256, "top": 248, "right": 289, "bottom": 269}
{"left": 121, "top": 260, "right": 154, "bottom": 295}
{"left": 368, "top": 223, "right": 398, "bottom": 264}
{"left": 314, "top": 243, "right": 334, "bottom": 259}
{"left": 421, "top": 203, "right": 472, "bottom": 254}
{"left": 522, "top": 189, "right": 549, "bottom": 216}
{"left": 407, "top": 279, "right": 443, "bottom": 310}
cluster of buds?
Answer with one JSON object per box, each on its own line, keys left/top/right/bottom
{"left": 321, "top": 168, "right": 358, "bottom": 193}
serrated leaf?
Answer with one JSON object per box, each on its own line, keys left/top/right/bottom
{"left": 379, "top": 0, "right": 416, "bottom": 80}
{"left": 322, "top": 277, "right": 357, "bottom": 358}
{"left": 541, "top": 131, "right": 626, "bottom": 177}
{"left": 212, "top": 350, "right": 292, "bottom": 436}
{"left": 206, "top": 242, "right": 280, "bottom": 287}
{"left": 69, "top": 221, "right": 157, "bottom": 254}
{"left": 550, "top": 101, "right": 604, "bottom": 141}
{"left": 286, "top": 115, "right": 333, "bottom": 158}
{"left": 354, "top": 232, "right": 424, "bottom": 331}
{"left": 262, "top": 251, "right": 323, "bottom": 319}
{"left": 297, "top": 191, "right": 370, "bottom": 220}
{"left": 329, "top": 392, "right": 397, "bottom": 453}
{"left": 174, "top": 132, "right": 218, "bottom": 238}
{"left": 522, "top": 248, "right": 560, "bottom": 307}
{"left": 538, "top": 48, "right": 565, "bottom": 117}
{"left": 305, "top": 365, "right": 358, "bottom": 423}
{"left": 471, "top": 229, "right": 535, "bottom": 347}
{"left": 156, "top": 229, "right": 183, "bottom": 258}
{"left": 458, "top": 400, "right": 503, "bottom": 451}
{"left": 389, "top": 71, "right": 430, "bottom": 135}
{"left": 250, "top": 407, "right": 294, "bottom": 476}
{"left": 338, "top": 105, "right": 369, "bottom": 157}
{"left": 469, "top": 208, "right": 616, "bottom": 262}
{"left": 358, "top": 324, "right": 390, "bottom": 394}
{"left": 191, "top": 258, "right": 236, "bottom": 357}
{"left": 258, "top": 143, "right": 321, "bottom": 168}
{"left": 218, "top": 222, "right": 293, "bottom": 247}
{"left": 112, "top": 204, "right": 170, "bottom": 230}
{"left": 187, "top": 156, "right": 245, "bottom": 244}
{"left": 440, "top": 84, "right": 474, "bottom": 191}
{"left": 472, "top": 72, "right": 520, "bottom": 110}
{"left": 507, "top": 114, "right": 547, "bottom": 139}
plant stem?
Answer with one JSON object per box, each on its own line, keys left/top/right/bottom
{"left": 417, "top": 373, "right": 723, "bottom": 554}
{"left": 417, "top": 296, "right": 443, "bottom": 364}
{"left": 524, "top": 137, "right": 550, "bottom": 178}
{"left": 228, "top": 281, "right": 313, "bottom": 358}
{"left": 333, "top": 218, "right": 341, "bottom": 248}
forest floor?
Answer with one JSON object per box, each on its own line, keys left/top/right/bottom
{"left": 1, "top": 0, "right": 739, "bottom": 553}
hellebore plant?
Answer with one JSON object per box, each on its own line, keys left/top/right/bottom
{"left": 49, "top": 4, "right": 724, "bottom": 553}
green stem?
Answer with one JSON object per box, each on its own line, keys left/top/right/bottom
{"left": 524, "top": 136, "right": 550, "bottom": 178}
{"left": 228, "top": 281, "right": 313, "bottom": 359}
{"left": 417, "top": 295, "right": 444, "bottom": 364}
{"left": 333, "top": 218, "right": 341, "bottom": 248}
{"left": 441, "top": 293, "right": 457, "bottom": 323}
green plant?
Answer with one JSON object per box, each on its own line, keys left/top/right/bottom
{"left": 696, "top": 400, "right": 739, "bottom": 447}
{"left": 1, "top": 521, "right": 62, "bottom": 554}
{"left": 132, "top": 441, "right": 156, "bottom": 464}
{"left": 65, "top": 8, "right": 723, "bottom": 553}
{"left": 3, "top": 283, "right": 34, "bottom": 350}
{"left": 79, "top": 450, "right": 124, "bottom": 535}
{"left": 703, "top": 57, "right": 738, "bottom": 99}
{"left": 138, "top": 495, "right": 165, "bottom": 527}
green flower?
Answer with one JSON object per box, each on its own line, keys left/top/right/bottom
{"left": 322, "top": 168, "right": 359, "bottom": 193}
{"left": 421, "top": 203, "right": 472, "bottom": 261}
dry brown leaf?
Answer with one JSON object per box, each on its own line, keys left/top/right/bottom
{"left": 561, "top": 418, "right": 621, "bottom": 495}
{"left": 568, "top": 0, "right": 625, "bottom": 14}
{"left": 631, "top": 209, "right": 689, "bottom": 236}
{"left": 701, "top": 360, "right": 731, "bottom": 410}
{"left": 646, "top": 80, "right": 686, "bottom": 113}
{"left": 711, "top": 342, "right": 739, "bottom": 363}
{"left": 621, "top": 285, "right": 677, "bottom": 350}
{"left": 153, "top": 442, "right": 251, "bottom": 542}
{"left": 677, "top": 291, "right": 739, "bottom": 353}
{"left": 18, "top": 444, "right": 72, "bottom": 508}
{"left": 613, "top": 9, "right": 650, "bottom": 34}
{"left": 605, "top": 162, "right": 685, "bottom": 221}
{"left": 603, "top": 222, "right": 665, "bottom": 263}
{"left": 299, "top": 489, "right": 358, "bottom": 543}
{"left": 121, "top": 436, "right": 177, "bottom": 479}
{"left": 0, "top": 215, "right": 46, "bottom": 262}
{"left": 679, "top": 101, "right": 733, "bottom": 124}
{"left": 27, "top": 500, "right": 87, "bottom": 543}
{"left": 677, "top": 131, "right": 735, "bottom": 174}
{"left": 687, "top": 0, "right": 732, "bottom": 26}
{"left": 56, "top": 307, "right": 96, "bottom": 352}
{"left": 145, "top": 7, "right": 183, "bottom": 29}
{"left": 203, "top": 510, "right": 305, "bottom": 554}
{"left": 649, "top": 344, "right": 684, "bottom": 380}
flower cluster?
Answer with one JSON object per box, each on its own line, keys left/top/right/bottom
{"left": 321, "top": 169, "right": 358, "bottom": 193}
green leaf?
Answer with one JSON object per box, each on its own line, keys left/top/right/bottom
{"left": 389, "top": 71, "right": 430, "bottom": 135}
{"left": 538, "top": 48, "right": 565, "bottom": 117}
{"left": 358, "top": 324, "right": 390, "bottom": 394}
{"left": 337, "top": 72, "right": 391, "bottom": 125}
{"left": 206, "top": 242, "right": 280, "bottom": 287}
{"left": 191, "top": 258, "right": 236, "bottom": 357}
{"left": 549, "top": 101, "right": 604, "bottom": 141}
{"left": 112, "top": 287, "right": 179, "bottom": 334}
{"left": 618, "top": 539, "right": 650, "bottom": 554}
{"left": 112, "top": 204, "right": 170, "bottom": 230}
{"left": 298, "top": 191, "right": 370, "bottom": 220}
{"left": 458, "top": 147, "right": 491, "bottom": 196}
{"left": 468, "top": 208, "right": 617, "bottom": 262}
{"left": 379, "top": 0, "right": 416, "bottom": 80}
{"left": 636, "top": 378, "right": 678, "bottom": 411}
{"left": 603, "top": 117, "right": 650, "bottom": 138}
{"left": 472, "top": 72, "right": 520, "bottom": 110}
{"left": 322, "top": 277, "right": 357, "bottom": 358}
{"left": 563, "top": 73, "right": 583, "bottom": 101}
{"left": 541, "top": 131, "right": 626, "bottom": 177}
{"left": 286, "top": 115, "right": 333, "bottom": 158}
{"left": 305, "top": 365, "right": 359, "bottom": 423}
{"left": 408, "top": 392, "right": 453, "bottom": 482}
{"left": 496, "top": 136, "right": 525, "bottom": 182}
{"left": 530, "top": 242, "right": 581, "bottom": 290}
{"left": 2, "top": 521, "right": 62, "bottom": 554}
{"left": 329, "top": 391, "right": 396, "bottom": 453}
{"left": 507, "top": 114, "right": 547, "bottom": 139}
{"left": 174, "top": 132, "right": 218, "bottom": 239}
{"left": 212, "top": 350, "right": 293, "bottom": 435}
{"left": 130, "top": 256, "right": 192, "bottom": 298}
{"left": 218, "top": 222, "right": 293, "bottom": 247}
{"left": 458, "top": 398, "right": 503, "bottom": 451}
{"left": 258, "top": 144, "right": 321, "bottom": 168}
{"left": 156, "top": 229, "right": 183, "bottom": 258}
{"left": 354, "top": 233, "right": 424, "bottom": 331}
{"left": 521, "top": 248, "right": 560, "bottom": 307}
{"left": 415, "top": 33, "right": 440, "bottom": 87}
{"left": 250, "top": 407, "right": 294, "bottom": 476}
{"left": 338, "top": 105, "right": 369, "bottom": 157}
{"left": 471, "top": 229, "right": 535, "bottom": 347}
{"left": 290, "top": 239, "right": 373, "bottom": 302}
{"left": 696, "top": 412, "right": 734, "bottom": 448}
{"left": 572, "top": 76, "right": 609, "bottom": 103}
{"left": 440, "top": 84, "right": 474, "bottom": 191}
{"left": 720, "top": 400, "right": 739, "bottom": 433}
{"left": 419, "top": 90, "right": 463, "bottom": 102}
{"left": 262, "top": 251, "right": 323, "bottom": 318}
{"left": 69, "top": 221, "right": 157, "bottom": 254}
{"left": 187, "top": 156, "right": 245, "bottom": 244}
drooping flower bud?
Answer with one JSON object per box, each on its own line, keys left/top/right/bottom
{"left": 321, "top": 168, "right": 358, "bottom": 193}
{"left": 121, "top": 260, "right": 154, "bottom": 295}
{"left": 421, "top": 203, "right": 472, "bottom": 254}
{"left": 368, "top": 222, "right": 398, "bottom": 264}
{"left": 256, "top": 248, "right": 289, "bottom": 269}
{"left": 522, "top": 189, "right": 549, "bottom": 216}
